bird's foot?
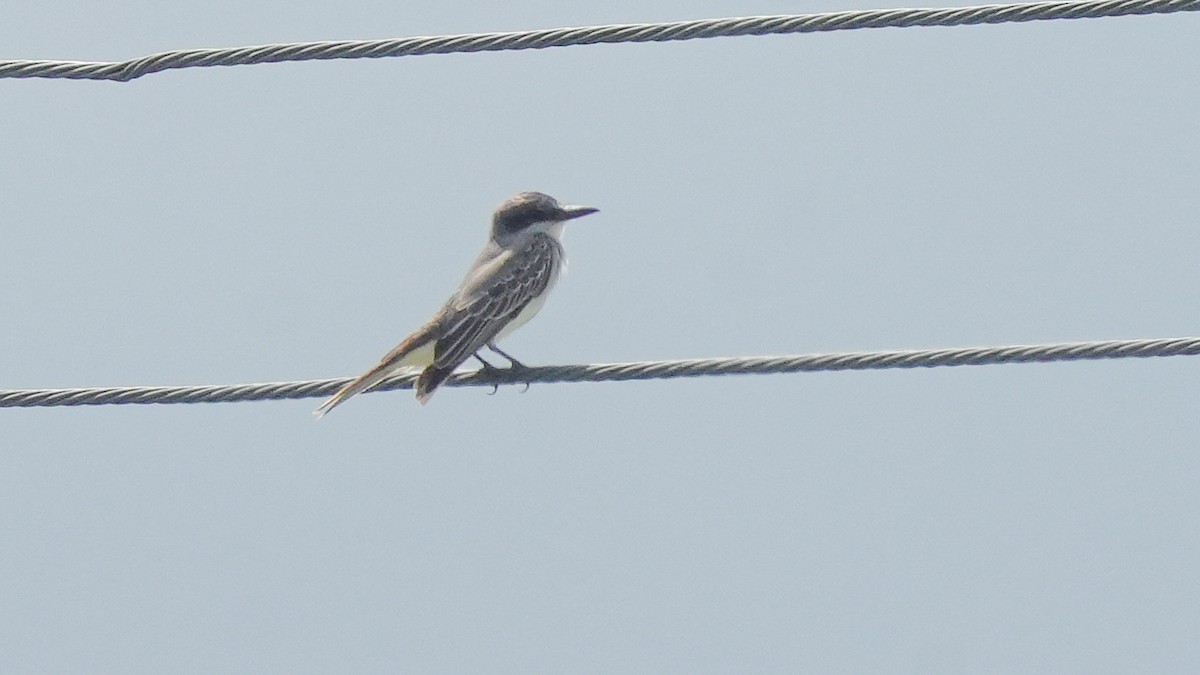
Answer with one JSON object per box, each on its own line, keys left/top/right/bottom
{"left": 508, "top": 363, "right": 533, "bottom": 394}
{"left": 486, "top": 342, "right": 533, "bottom": 393}
{"left": 473, "top": 354, "right": 503, "bottom": 395}
{"left": 474, "top": 352, "right": 535, "bottom": 395}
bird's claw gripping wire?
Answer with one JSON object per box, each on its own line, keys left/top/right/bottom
{"left": 510, "top": 366, "right": 533, "bottom": 394}
{"left": 474, "top": 345, "right": 534, "bottom": 395}
{"left": 488, "top": 342, "right": 533, "bottom": 393}
{"left": 473, "top": 354, "right": 504, "bottom": 395}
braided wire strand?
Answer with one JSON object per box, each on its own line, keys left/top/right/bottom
{"left": 2, "top": 0, "right": 1197, "bottom": 82}
{"left": 2, "top": 336, "right": 1198, "bottom": 409}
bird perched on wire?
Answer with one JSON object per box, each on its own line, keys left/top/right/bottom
{"left": 315, "top": 191, "right": 599, "bottom": 416}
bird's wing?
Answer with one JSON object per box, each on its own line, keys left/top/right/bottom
{"left": 313, "top": 234, "right": 561, "bottom": 417}
{"left": 433, "top": 234, "right": 561, "bottom": 368}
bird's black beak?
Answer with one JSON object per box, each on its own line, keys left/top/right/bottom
{"left": 560, "top": 205, "right": 599, "bottom": 220}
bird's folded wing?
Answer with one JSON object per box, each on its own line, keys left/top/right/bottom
{"left": 435, "top": 235, "right": 560, "bottom": 368}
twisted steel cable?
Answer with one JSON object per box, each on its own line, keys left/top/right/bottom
{"left": 2, "top": 0, "right": 1197, "bottom": 82}
{"left": 2, "top": 336, "right": 1198, "bottom": 409}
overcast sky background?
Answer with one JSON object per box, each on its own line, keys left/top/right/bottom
{"left": 3, "top": 1, "right": 1199, "bottom": 672}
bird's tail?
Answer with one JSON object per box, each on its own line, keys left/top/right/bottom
{"left": 313, "top": 363, "right": 401, "bottom": 419}
{"left": 314, "top": 323, "right": 441, "bottom": 418}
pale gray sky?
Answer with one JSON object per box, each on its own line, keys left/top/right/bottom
{"left": 3, "top": 1, "right": 1200, "bottom": 672}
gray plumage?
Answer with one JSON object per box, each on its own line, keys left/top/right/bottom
{"left": 414, "top": 232, "right": 564, "bottom": 400}
{"left": 315, "top": 191, "right": 598, "bottom": 416}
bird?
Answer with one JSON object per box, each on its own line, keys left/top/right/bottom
{"left": 314, "top": 191, "right": 599, "bottom": 417}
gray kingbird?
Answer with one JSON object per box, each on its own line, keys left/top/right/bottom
{"left": 315, "top": 191, "right": 599, "bottom": 416}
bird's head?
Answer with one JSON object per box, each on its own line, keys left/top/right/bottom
{"left": 491, "top": 192, "right": 598, "bottom": 239}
